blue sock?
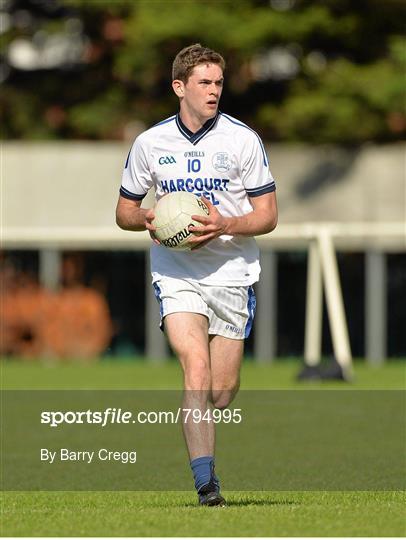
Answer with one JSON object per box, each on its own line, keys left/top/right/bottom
{"left": 190, "top": 456, "right": 220, "bottom": 493}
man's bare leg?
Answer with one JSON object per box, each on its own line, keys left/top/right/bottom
{"left": 164, "top": 312, "right": 214, "bottom": 460}
{"left": 164, "top": 312, "right": 226, "bottom": 505}
{"left": 209, "top": 335, "right": 244, "bottom": 409}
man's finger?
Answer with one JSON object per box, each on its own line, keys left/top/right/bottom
{"left": 148, "top": 230, "right": 160, "bottom": 244}
{"left": 201, "top": 196, "right": 213, "bottom": 210}
{"left": 189, "top": 226, "right": 206, "bottom": 234}
{"left": 191, "top": 215, "right": 210, "bottom": 225}
{"left": 188, "top": 231, "right": 213, "bottom": 244}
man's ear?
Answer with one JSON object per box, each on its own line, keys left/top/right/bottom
{"left": 172, "top": 79, "right": 184, "bottom": 98}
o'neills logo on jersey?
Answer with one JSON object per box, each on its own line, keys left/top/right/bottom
{"left": 212, "top": 152, "right": 231, "bottom": 172}
{"left": 184, "top": 151, "right": 205, "bottom": 158}
{"left": 162, "top": 225, "right": 193, "bottom": 248}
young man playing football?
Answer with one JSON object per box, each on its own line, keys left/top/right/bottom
{"left": 116, "top": 43, "right": 278, "bottom": 506}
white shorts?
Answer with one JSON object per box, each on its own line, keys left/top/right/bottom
{"left": 153, "top": 277, "right": 256, "bottom": 340}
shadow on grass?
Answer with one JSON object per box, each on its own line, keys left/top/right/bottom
{"left": 225, "top": 497, "right": 297, "bottom": 507}
{"left": 182, "top": 497, "right": 297, "bottom": 508}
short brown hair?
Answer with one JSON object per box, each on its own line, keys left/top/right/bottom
{"left": 172, "top": 43, "right": 226, "bottom": 82}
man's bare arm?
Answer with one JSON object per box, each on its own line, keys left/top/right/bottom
{"left": 188, "top": 191, "right": 278, "bottom": 247}
{"left": 116, "top": 196, "right": 151, "bottom": 231}
{"left": 223, "top": 191, "right": 278, "bottom": 236}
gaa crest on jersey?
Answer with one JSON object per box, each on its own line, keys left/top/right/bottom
{"left": 212, "top": 152, "right": 231, "bottom": 172}
{"left": 158, "top": 155, "right": 176, "bottom": 165}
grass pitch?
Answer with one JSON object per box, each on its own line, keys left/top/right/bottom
{"left": 2, "top": 356, "right": 405, "bottom": 390}
{"left": 1, "top": 358, "right": 405, "bottom": 537}
{"left": 2, "top": 491, "right": 405, "bottom": 537}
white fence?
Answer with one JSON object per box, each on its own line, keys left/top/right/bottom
{"left": 2, "top": 222, "right": 405, "bottom": 367}
{"left": 2, "top": 142, "right": 405, "bottom": 363}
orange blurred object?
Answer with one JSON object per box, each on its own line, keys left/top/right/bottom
{"left": 0, "top": 285, "right": 113, "bottom": 360}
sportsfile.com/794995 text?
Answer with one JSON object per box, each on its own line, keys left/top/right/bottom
{"left": 40, "top": 408, "right": 242, "bottom": 427}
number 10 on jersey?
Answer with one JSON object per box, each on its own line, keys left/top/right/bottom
{"left": 187, "top": 159, "right": 201, "bottom": 173}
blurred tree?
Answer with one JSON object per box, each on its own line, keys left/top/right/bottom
{"left": 1, "top": 0, "right": 404, "bottom": 143}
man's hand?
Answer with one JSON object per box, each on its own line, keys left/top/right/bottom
{"left": 144, "top": 208, "right": 160, "bottom": 245}
{"left": 186, "top": 191, "right": 278, "bottom": 250}
{"left": 116, "top": 196, "right": 161, "bottom": 244}
{"left": 187, "top": 197, "right": 228, "bottom": 250}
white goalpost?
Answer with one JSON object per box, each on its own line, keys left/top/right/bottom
{"left": 304, "top": 232, "right": 353, "bottom": 380}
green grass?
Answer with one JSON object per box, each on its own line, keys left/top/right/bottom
{"left": 1, "top": 358, "right": 405, "bottom": 537}
{"left": 1, "top": 356, "right": 405, "bottom": 389}
{"left": 1, "top": 491, "right": 405, "bottom": 537}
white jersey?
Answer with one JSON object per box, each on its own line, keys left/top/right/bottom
{"left": 120, "top": 112, "right": 276, "bottom": 286}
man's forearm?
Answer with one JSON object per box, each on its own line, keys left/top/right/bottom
{"left": 116, "top": 207, "right": 150, "bottom": 232}
{"left": 223, "top": 208, "right": 277, "bottom": 237}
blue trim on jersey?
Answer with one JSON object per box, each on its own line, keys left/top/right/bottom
{"left": 245, "top": 286, "right": 256, "bottom": 338}
{"left": 221, "top": 113, "right": 269, "bottom": 167}
{"left": 176, "top": 115, "right": 191, "bottom": 139}
{"left": 246, "top": 181, "right": 276, "bottom": 197}
{"left": 153, "top": 282, "right": 165, "bottom": 332}
{"left": 125, "top": 117, "right": 176, "bottom": 170}
{"left": 119, "top": 186, "right": 145, "bottom": 201}
{"left": 152, "top": 115, "right": 176, "bottom": 128}
{"left": 176, "top": 112, "right": 219, "bottom": 145}
{"left": 124, "top": 149, "right": 131, "bottom": 169}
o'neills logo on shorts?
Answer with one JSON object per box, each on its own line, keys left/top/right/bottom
{"left": 162, "top": 224, "right": 193, "bottom": 248}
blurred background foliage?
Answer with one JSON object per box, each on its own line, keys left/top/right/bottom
{"left": 1, "top": 0, "right": 405, "bottom": 143}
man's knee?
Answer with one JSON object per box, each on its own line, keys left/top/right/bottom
{"left": 183, "top": 359, "right": 211, "bottom": 391}
{"left": 211, "top": 381, "right": 240, "bottom": 409}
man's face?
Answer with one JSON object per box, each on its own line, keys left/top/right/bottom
{"left": 179, "top": 63, "right": 224, "bottom": 121}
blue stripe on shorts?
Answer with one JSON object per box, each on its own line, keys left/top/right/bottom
{"left": 152, "top": 282, "right": 164, "bottom": 332}
{"left": 245, "top": 286, "right": 257, "bottom": 338}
